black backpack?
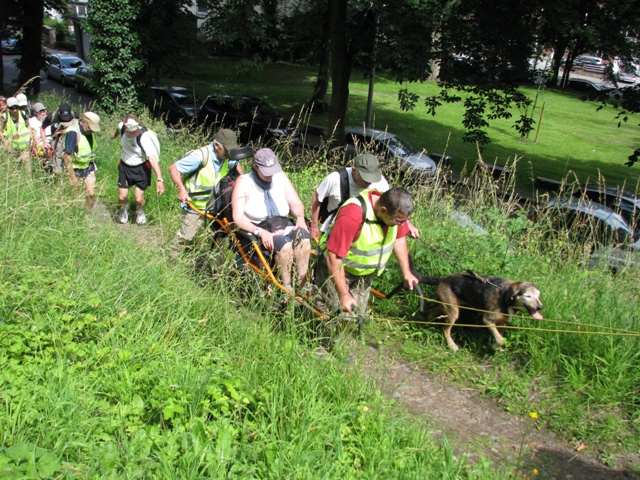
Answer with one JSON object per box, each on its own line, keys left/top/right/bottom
{"left": 318, "top": 167, "right": 350, "bottom": 224}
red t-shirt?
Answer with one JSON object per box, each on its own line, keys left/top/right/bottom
{"left": 326, "top": 191, "right": 409, "bottom": 258}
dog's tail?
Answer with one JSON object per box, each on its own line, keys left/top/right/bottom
{"left": 409, "top": 256, "right": 443, "bottom": 286}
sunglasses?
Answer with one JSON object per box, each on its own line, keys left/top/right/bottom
{"left": 9, "top": 106, "right": 19, "bottom": 110}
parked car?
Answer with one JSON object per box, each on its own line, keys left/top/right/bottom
{"left": 197, "top": 94, "right": 298, "bottom": 144}
{"left": 571, "top": 184, "right": 640, "bottom": 231}
{"left": 147, "top": 86, "right": 201, "bottom": 126}
{"left": 545, "top": 197, "right": 637, "bottom": 247}
{"left": 44, "top": 54, "right": 86, "bottom": 86}
{"left": 1, "top": 36, "right": 20, "bottom": 54}
{"left": 342, "top": 126, "right": 439, "bottom": 183}
{"left": 73, "top": 65, "right": 95, "bottom": 93}
{"left": 563, "top": 78, "right": 613, "bottom": 94}
{"left": 572, "top": 55, "right": 606, "bottom": 73}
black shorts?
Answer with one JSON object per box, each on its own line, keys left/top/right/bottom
{"left": 118, "top": 161, "right": 151, "bottom": 190}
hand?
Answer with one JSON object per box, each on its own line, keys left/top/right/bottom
{"left": 258, "top": 230, "right": 275, "bottom": 251}
{"left": 339, "top": 292, "right": 357, "bottom": 313}
{"left": 310, "top": 223, "right": 320, "bottom": 240}
{"left": 403, "top": 273, "right": 419, "bottom": 290}
{"left": 177, "top": 187, "right": 190, "bottom": 204}
{"left": 156, "top": 180, "right": 165, "bottom": 195}
{"left": 407, "top": 222, "right": 420, "bottom": 239}
{"left": 295, "top": 216, "right": 309, "bottom": 233}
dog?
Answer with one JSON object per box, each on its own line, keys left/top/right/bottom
{"left": 414, "top": 272, "right": 543, "bottom": 351}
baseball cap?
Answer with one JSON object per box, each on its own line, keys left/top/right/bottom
{"left": 16, "top": 93, "right": 28, "bottom": 106}
{"left": 354, "top": 153, "right": 382, "bottom": 183}
{"left": 58, "top": 103, "right": 73, "bottom": 122}
{"left": 253, "top": 148, "right": 282, "bottom": 176}
{"left": 33, "top": 102, "right": 47, "bottom": 112}
{"left": 213, "top": 128, "right": 239, "bottom": 151}
{"left": 82, "top": 112, "right": 101, "bottom": 132}
{"left": 6, "top": 97, "right": 19, "bottom": 108}
{"left": 124, "top": 118, "right": 140, "bottom": 132}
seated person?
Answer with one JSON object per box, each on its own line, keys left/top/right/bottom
{"left": 231, "top": 148, "right": 311, "bottom": 291}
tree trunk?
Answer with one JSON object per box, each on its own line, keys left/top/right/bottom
{"left": 328, "top": 0, "right": 351, "bottom": 146}
{"left": 308, "top": 0, "right": 331, "bottom": 112}
{"left": 16, "top": 0, "right": 44, "bottom": 95}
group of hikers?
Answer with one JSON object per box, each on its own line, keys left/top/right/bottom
{"left": 1, "top": 97, "right": 421, "bottom": 328}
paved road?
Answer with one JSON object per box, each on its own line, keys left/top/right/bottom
{"left": 3, "top": 53, "right": 95, "bottom": 107}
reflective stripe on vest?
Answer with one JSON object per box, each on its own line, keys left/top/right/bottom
{"left": 322, "top": 190, "right": 398, "bottom": 277}
{"left": 185, "top": 146, "right": 229, "bottom": 210}
{"left": 4, "top": 113, "right": 30, "bottom": 150}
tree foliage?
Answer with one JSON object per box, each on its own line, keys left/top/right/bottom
{"left": 88, "top": 0, "right": 196, "bottom": 113}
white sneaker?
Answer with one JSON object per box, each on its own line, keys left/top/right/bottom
{"left": 118, "top": 207, "right": 129, "bottom": 224}
{"left": 135, "top": 210, "right": 147, "bottom": 225}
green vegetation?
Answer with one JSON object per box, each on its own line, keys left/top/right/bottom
{"left": 1, "top": 98, "right": 639, "bottom": 476}
{"left": 167, "top": 56, "right": 640, "bottom": 191}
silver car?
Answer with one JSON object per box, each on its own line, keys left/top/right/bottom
{"left": 44, "top": 54, "right": 86, "bottom": 86}
{"left": 343, "top": 126, "right": 439, "bottom": 183}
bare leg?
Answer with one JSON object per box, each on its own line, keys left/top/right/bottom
{"left": 134, "top": 186, "right": 146, "bottom": 211}
{"left": 85, "top": 181, "right": 96, "bottom": 209}
{"left": 293, "top": 238, "right": 311, "bottom": 285}
{"left": 118, "top": 187, "right": 129, "bottom": 207}
{"left": 274, "top": 243, "right": 294, "bottom": 288}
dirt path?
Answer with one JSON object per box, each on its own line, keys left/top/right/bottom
{"left": 90, "top": 200, "right": 639, "bottom": 479}
{"left": 354, "top": 343, "right": 640, "bottom": 479}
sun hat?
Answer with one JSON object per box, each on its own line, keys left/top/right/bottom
{"left": 58, "top": 103, "right": 73, "bottom": 122}
{"left": 6, "top": 97, "right": 19, "bottom": 108}
{"left": 82, "top": 112, "right": 101, "bottom": 132}
{"left": 124, "top": 117, "right": 140, "bottom": 132}
{"left": 16, "top": 93, "right": 28, "bottom": 107}
{"left": 213, "top": 128, "right": 239, "bottom": 151}
{"left": 33, "top": 102, "right": 47, "bottom": 113}
{"left": 354, "top": 153, "right": 382, "bottom": 183}
{"left": 253, "top": 148, "right": 282, "bottom": 176}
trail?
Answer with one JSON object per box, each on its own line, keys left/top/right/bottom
{"left": 91, "top": 199, "right": 640, "bottom": 479}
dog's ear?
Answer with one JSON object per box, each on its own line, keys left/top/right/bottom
{"left": 509, "top": 283, "right": 522, "bottom": 302}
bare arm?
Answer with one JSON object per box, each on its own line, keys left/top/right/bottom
{"left": 282, "top": 173, "right": 308, "bottom": 232}
{"left": 326, "top": 250, "right": 357, "bottom": 312}
{"left": 147, "top": 154, "right": 164, "bottom": 195}
{"left": 168, "top": 163, "right": 190, "bottom": 204}
{"left": 64, "top": 153, "right": 79, "bottom": 186}
{"left": 393, "top": 236, "right": 418, "bottom": 290}
{"left": 309, "top": 191, "right": 322, "bottom": 240}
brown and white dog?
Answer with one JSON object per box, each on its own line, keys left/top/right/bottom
{"left": 414, "top": 272, "right": 543, "bottom": 351}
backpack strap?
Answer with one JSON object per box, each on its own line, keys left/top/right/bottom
{"left": 318, "top": 167, "right": 351, "bottom": 224}
{"left": 120, "top": 124, "right": 149, "bottom": 156}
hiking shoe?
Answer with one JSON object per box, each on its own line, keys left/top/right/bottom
{"left": 135, "top": 210, "right": 147, "bottom": 225}
{"left": 118, "top": 207, "right": 129, "bottom": 224}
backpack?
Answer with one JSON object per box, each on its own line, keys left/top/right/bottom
{"left": 318, "top": 167, "right": 350, "bottom": 224}
{"left": 120, "top": 125, "right": 160, "bottom": 159}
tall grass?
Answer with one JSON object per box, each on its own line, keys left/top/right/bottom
{"left": 0, "top": 146, "right": 504, "bottom": 477}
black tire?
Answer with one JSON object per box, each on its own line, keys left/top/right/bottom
{"left": 42, "top": 69, "right": 49, "bottom": 80}
{"left": 61, "top": 76, "right": 67, "bottom": 87}
{"left": 74, "top": 82, "right": 81, "bottom": 93}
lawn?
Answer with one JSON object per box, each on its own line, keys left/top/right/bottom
{"left": 164, "top": 56, "right": 640, "bottom": 193}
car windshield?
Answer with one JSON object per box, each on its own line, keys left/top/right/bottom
{"left": 383, "top": 136, "right": 419, "bottom": 156}
{"left": 61, "top": 58, "right": 84, "bottom": 68}
{"left": 171, "top": 91, "right": 200, "bottom": 106}
{"left": 245, "top": 100, "right": 280, "bottom": 122}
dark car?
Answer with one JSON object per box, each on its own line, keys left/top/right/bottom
{"left": 148, "top": 86, "right": 201, "bottom": 126}
{"left": 563, "top": 78, "right": 613, "bottom": 94}
{"left": 73, "top": 65, "right": 95, "bottom": 93}
{"left": 197, "top": 94, "right": 298, "bottom": 144}
{"left": 546, "top": 197, "right": 637, "bottom": 247}
{"left": 571, "top": 184, "right": 640, "bottom": 231}
{"left": 342, "top": 126, "right": 440, "bottom": 183}
{"left": 1, "top": 36, "right": 20, "bottom": 54}
{"left": 44, "top": 53, "right": 86, "bottom": 86}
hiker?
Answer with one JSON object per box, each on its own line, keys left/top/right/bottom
{"left": 111, "top": 115, "right": 164, "bottom": 225}
{"left": 168, "top": 128, "right": 243, "bottom": 246}
{"left": 309, "top": 153, "right": 419, "bottom": 240}
{"left": 231, "top": 148, "right": 311, "bottom": 291}
{"left": 15, "top": 93, "right": 33, "bottom": 118}
{"left": 60, "top": 112, "right": 102, "bottom": 209}
{"left": 314, "top": 187, "right": 419, "bottom": 327}
{"left": 28, "top": 102, "right": 49, "bottom": 160}
{"left": 1, "top": 97, "right": 31, "bottom": 171}
{"left": 44, "top": 103, "right": 78, "bottom": 174}
{"left": 0, "top": 96, "right": 7, "bottom": 132}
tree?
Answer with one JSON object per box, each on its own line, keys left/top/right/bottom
{"left": 88, "top": 0, "right": 197, "bottom": 113}
{"left": 1, "top": 0, "right": 65, "bottom": 96}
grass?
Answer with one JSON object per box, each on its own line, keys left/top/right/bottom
{"left": 164, "top": 55, "right": 640, "bottom": 192}
{"left": 1, "top": 95, "right": 639, "bottom": 476}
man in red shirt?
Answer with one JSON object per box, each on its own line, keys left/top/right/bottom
{"left": 315, "top": 187, "right": 419, "bottom": 333}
